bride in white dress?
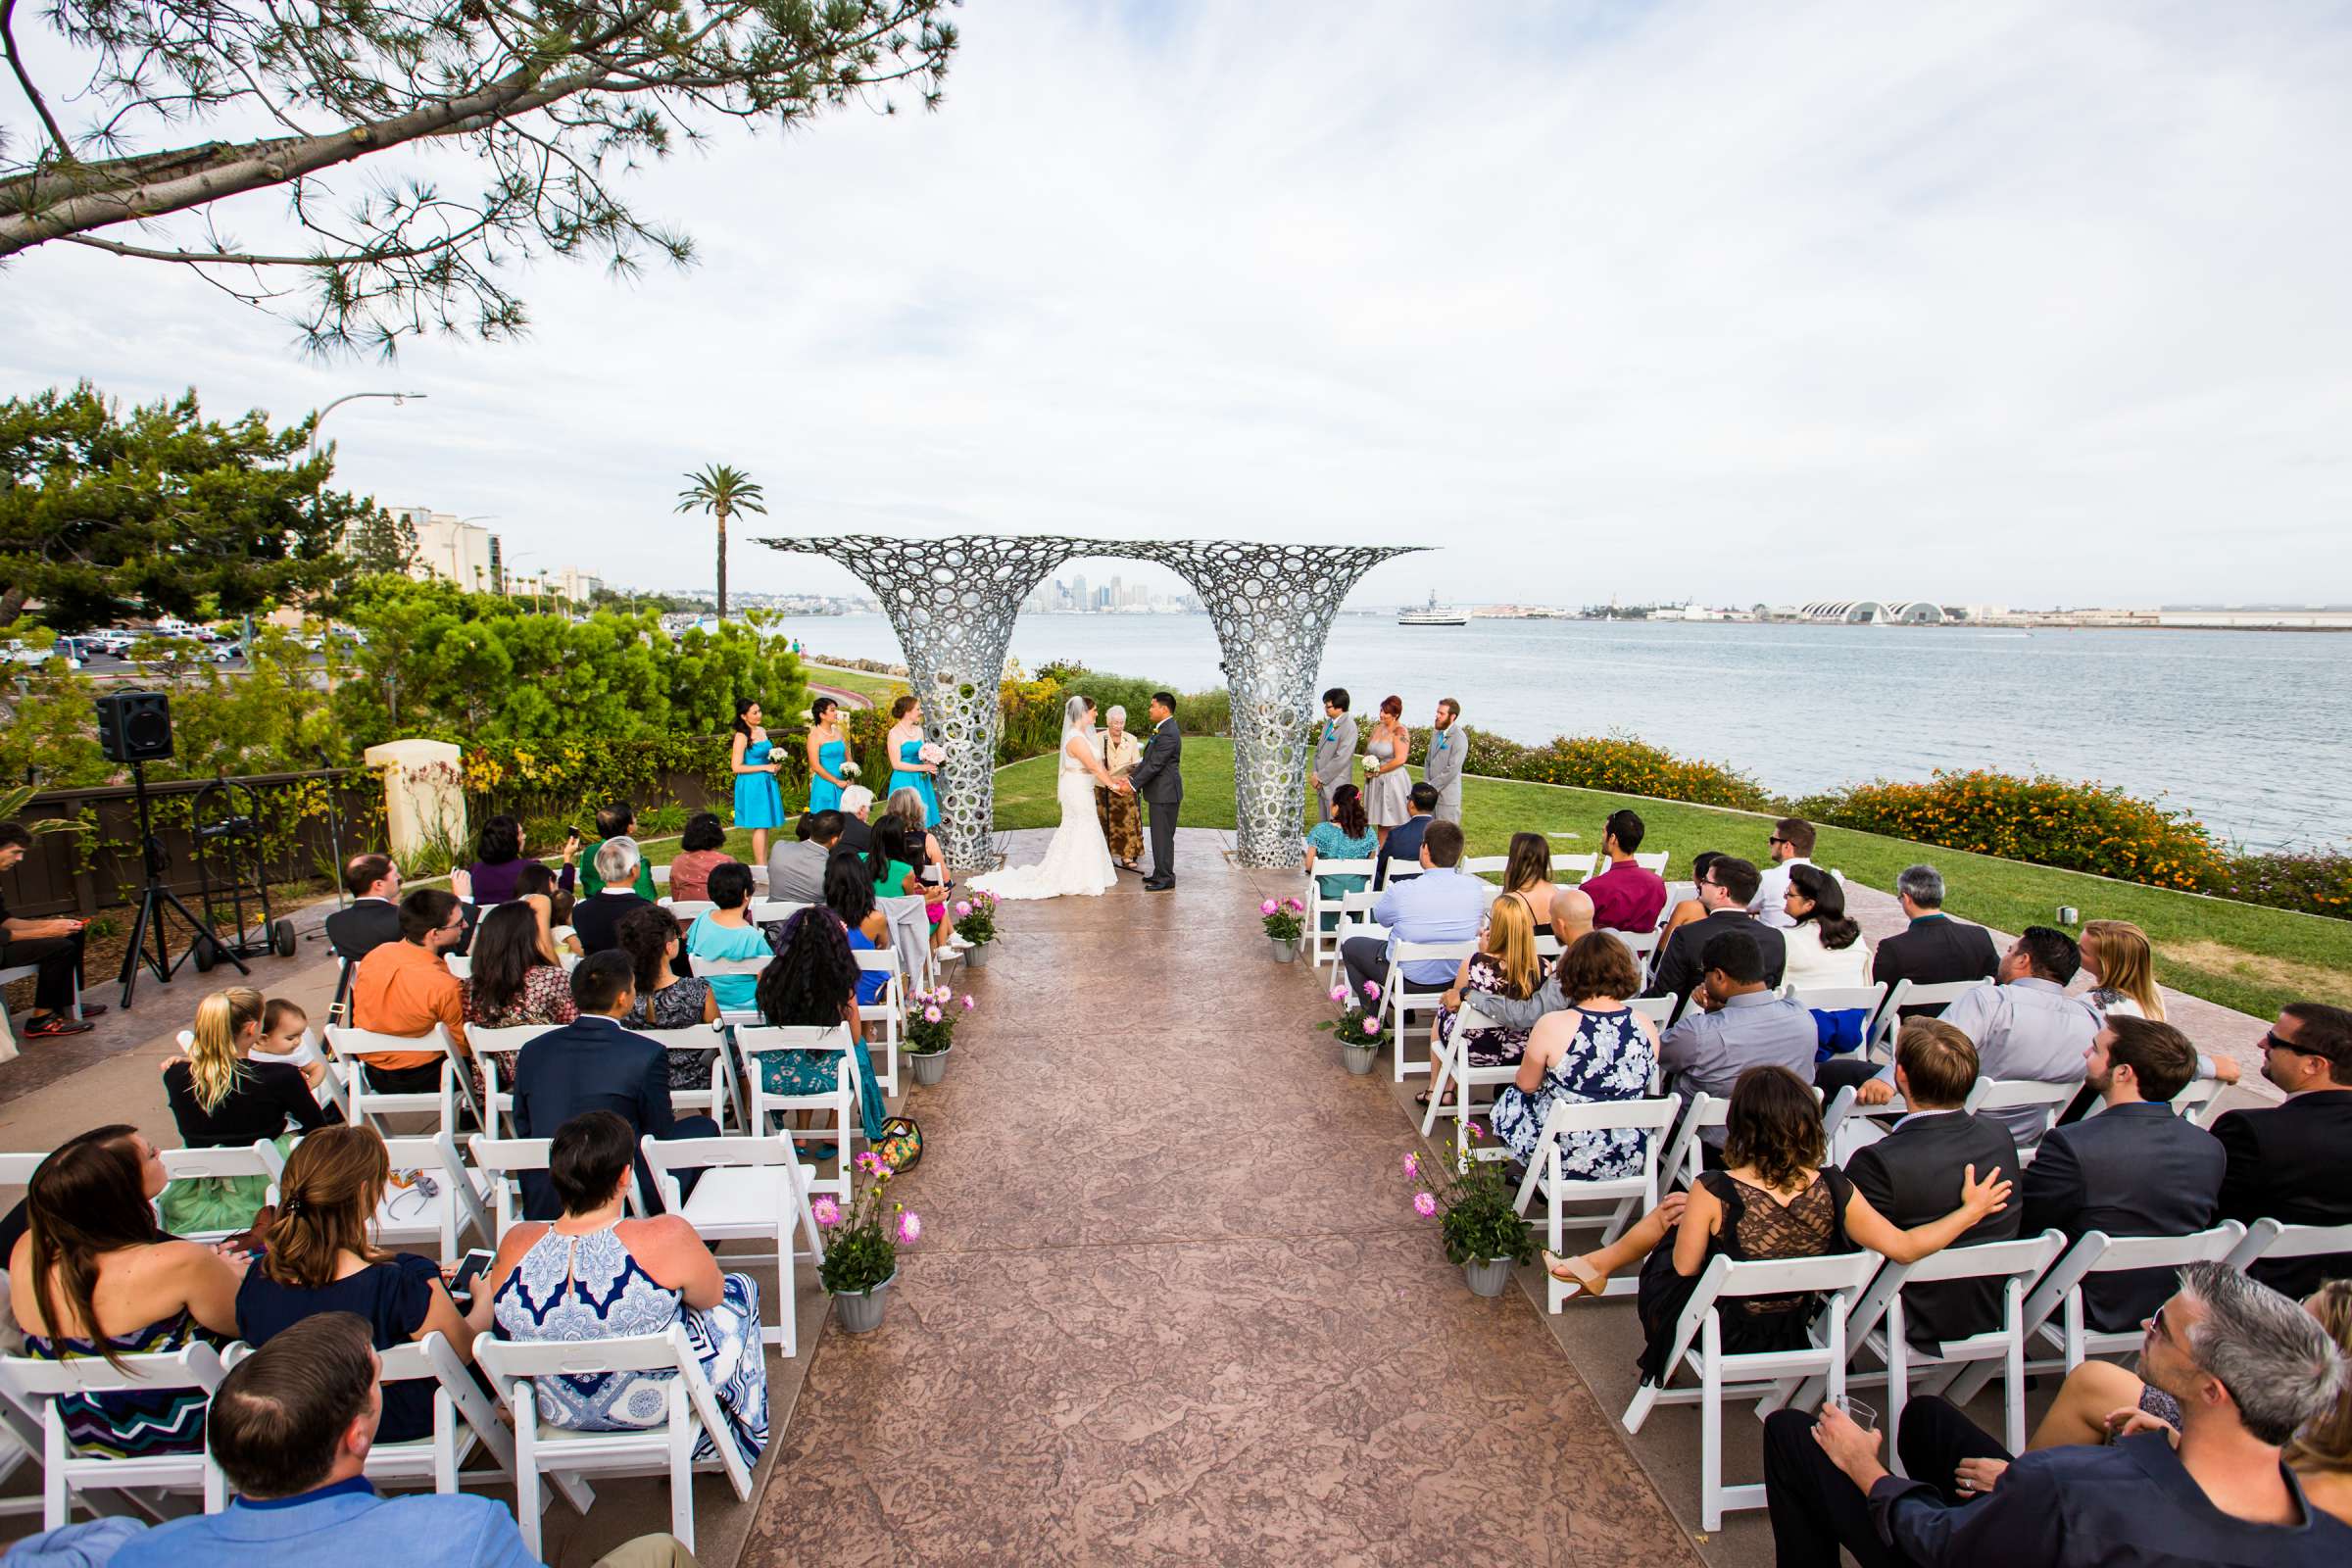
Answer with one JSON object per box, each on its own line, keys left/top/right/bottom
{"left": 969, "top": 695, "right": 1121, "bottom": 901}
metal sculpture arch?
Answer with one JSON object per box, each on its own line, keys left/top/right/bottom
{"left": 757, "top": 534, "right": 1423, "bottom": 869}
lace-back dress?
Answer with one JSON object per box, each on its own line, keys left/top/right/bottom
{"left": 1633, "top": 1167, "right": 1854, "bottom": 1385}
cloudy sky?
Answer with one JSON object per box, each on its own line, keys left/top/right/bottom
{"left": 7, "top": 0, "right": 2351, "bottom": 610}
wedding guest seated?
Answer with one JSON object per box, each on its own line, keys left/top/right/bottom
{"left": 1582, "top": 809, "right": 1669, "bottom": 934}
{"left": 484, "top": 1111, "right": 767, "bottom": 1474}
{"left": 1657, "top": 930, "right": 1816, "bottom": 1151}
{"left": 684, "top": 862, "right": 775, "bottom": 1013}
{"left": 1496, "top": 832, "right": 1556, "bottom": 935}
{"left": 1341, "top": 820, "right": 1490, "bottom": 1004}
{"left": 460, "top": 812, "right": 576, "bottom": 906}
{"left": 1463, "top": 890, "right": 1600, "bottom": 1036}
{"left": 613, "top": 905, "right": 725, "bottom": 1099}
{"left": 1491, "top": 932, "right": 1660, "bottom": 1173}
{"left": 2078, "top": 917, "right": 2167, "bottom": 1021}
{"left": 662, "top": 810, "right": 734, "bottom": 905}
{"left": 234, "top": 1127, "right": 476, "bottom": 1445}
{"left": 0, "top": 1126, "right": 166, "bottom": 1288}
{"left": 869, "top": 814, "right": 965, "bottom": 954}
{"left": 1751, "top": 816, "right": 1818, "bottom": 930}
{"left": 1761, "top": 1263, "right": 2352, "bottom": 1565}
{"left": 0, "top": 820, "right": 98, "bottom": 1039}
{"left": 1843, "top": 1020, "right": 2022, "bottom": 1346}
{"left": 347, "top": 888, "right": 475, "bottom": 1096}
{"left": 159, "top": 986, "right": 331, "bottom": 1235}
{"left": 1644, "top": 856, "right": 1786, "bottom": 1002}
{"left": 2211, "top": 1002, "right": 2352, "bottom": 1298}
{"left": 1541, "top": 1066, "right": 2011, "bottom": 1372}
{"left": 1658, "top": 849, "right": 1723, "bottom": 942}
{"left": 1870, "top": 862, "right": 1998, "bottom": 1015}
{"left": 1371, "top": 782, "right": 1441, "bottom": 890}
{"left": 770, "top": 810, "right": 844, "bottom": 906}
{"left": 464, "top": 901, "right": 577, "bottom": 1032}
{"left": 8, "top": 1129, "right": 243, "bottom": 1456}
{"left": 887, "top": 787, "right": 951, "bottom": 891}
{"left": 2023, "top": 1016, "right": 2226, "bottom": 1332}
{"left": 579, "top": 801, "right": 658, "bottom": 899}
{"left": 753, "top": 909, "right": 887, "bottom": 1157}
{"left": 510, "top": 952, "right": 719, "bottom": 1219}
{"left": 837, "top": 784, "right": 876, "bottom": 856}
{"left": 1831, "top": 922, "right": 2096, "bottom": 1106}
{"left": 1423, "top": 896, "right": 1544, "bottom": 1107}
{"left": 1550, "top": 885, "right": 1595, "bottom": 946}
{"left": 823, "top": 850, "right": 893, "bottom": 1008}
{"left": 571, "top": 837, "right": 660, "bottom": 955}
{"left": 1781, "top": 864, "right": 1873, "bottom": 1054}
{"left": 1302, "top": 784, "right": 1378, "bottom": 929}
{"left": 322, "top": 853, "right": 406, "bottom": 966}
{"left": 512, "top": 860, "right": 579, "bottom": 956}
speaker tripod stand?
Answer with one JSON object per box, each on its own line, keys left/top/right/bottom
{"left": 117, "top": 760, "right": 244, "bottom": 1008}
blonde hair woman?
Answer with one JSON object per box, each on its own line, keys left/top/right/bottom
{"left": 159, "top": 988, "right": 331, "bottom": 1235}
{"left": 1422, "top": 896, "right": 1547, "bottom": 1109}
{"left": 2080, "top": 919, "right": 2165, "bottom": 1021}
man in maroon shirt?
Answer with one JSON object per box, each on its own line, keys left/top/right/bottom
{"left": 1581, "top": 809, "right": 1668, "bottom": 933}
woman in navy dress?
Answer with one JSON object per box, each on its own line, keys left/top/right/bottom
{"left": 730, "top": 698, "right": 786, "bottom": 865}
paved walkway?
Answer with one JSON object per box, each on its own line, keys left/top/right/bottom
{"left": 745, "top": 830, "right": 1699, "bottom": 1566}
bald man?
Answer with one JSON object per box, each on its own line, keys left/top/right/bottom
{"left": 1550, "top": 887, "right": 1595, "bottom": 946}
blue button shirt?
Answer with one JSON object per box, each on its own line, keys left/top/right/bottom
{"left": 1371, "top": 866, "right": 1494, "bottom": 986}
{"left": 114, "top": 1477, "right": 539, "bottom": 1568}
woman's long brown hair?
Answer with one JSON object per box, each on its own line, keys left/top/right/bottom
{"left": 24, "top": 1128, "right": 158, "bottom": 1368}
{"left": 1720, "top": 1065, "right": 1825, "bottom": 1192}
{"left": 261, "top": 1125, "right": 394, "bottom": 1288}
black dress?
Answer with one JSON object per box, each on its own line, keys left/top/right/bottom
{"left": 235, "top": 1253, "right": 442, "bottom": 1443}
{"left": 162, "top": 1059, "right": 333, "bottom": 1146}
{"left": 1635, "top": 1167, "right": 1855, "bottom": 1386}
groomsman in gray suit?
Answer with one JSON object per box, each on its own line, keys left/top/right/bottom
{"left": 1425, "top": 698, "right": 1466, "bottom": 821}
{"left": 1313, "top": 689, "right": 1357, "bottom": 823}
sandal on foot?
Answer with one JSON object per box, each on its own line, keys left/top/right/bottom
{"left": 1542, "top": 1250, "right": 1611, "bottom": 1299}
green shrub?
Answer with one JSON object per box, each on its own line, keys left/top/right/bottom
{"left": 2218, "top": 849, "right": 2352, "bottom": 922}
{"left": 1415, "top": 726, "right": 1777, "bottom": 812}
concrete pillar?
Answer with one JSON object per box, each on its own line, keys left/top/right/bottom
{"left": 363, "top": 739, "right": 467, "bottom": 866}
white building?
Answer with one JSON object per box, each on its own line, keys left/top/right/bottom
{"left": 393, "top": 508, "right": 503, "bottom": 594}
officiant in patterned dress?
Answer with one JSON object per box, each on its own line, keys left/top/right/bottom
{"left": 1095, "top": 706, "right": 1146, "bottom": 870}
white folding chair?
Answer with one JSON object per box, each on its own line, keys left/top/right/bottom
{"left": 1460, "top": 855, "right": 1512, "bottom": 879}
{"left": 689, "top": 956, "right": 774, "bottom": 1025}
{"left": 1555, "top": 854, "right": 1602, "bottom": 882}
{"left": 1324, "top": 889, "right": 1384, "bottom": 987}
{"left": 736, "top": 1024, "right": 858, "bottom": 1200}
{"left": 1302, "top": 859, "right": 1376, "bottom": 963}
{"left": 1608, "top": 925, "right": 1664, "bottom": 967}
{"left": 1963, "top": 1077, "right": 2083, "bottom": 1158}
{"left": 1871, "top": 979, "right": 1987, "bottom": 1059}
{"left": 1420, "top": 999, "right": 1518, "bottom": 1164}
{"left": 878, "top": 895, "right": 938, "bottom": 993}
{"left": 477, "top": 1327, "right": 753, "bottom": 1559}
{"left": 852, "top": 948, "right": 904, "bottom": 1098}
{"left": 468, "top": 1135, "right": 555, "bottom": 1240}
{"left": 748, "top": 899, "right": 808, "bottom": 926}
{"left": 1512, "top": 1096, "right": 1683, "bottom": 1309}
{"left": 661, "top": 899, "right": 718, "bottom": 924}
{"left": 1660, "top": 1086, "right": 1825, "bottom": 1193}
{"left": 374, "top": 1133, "right": 493, "bottom": 1261}
{"left": 1621, "top": 1250, "right": 1883, "bottom": 1530}
{"left": 1948, "top": 1222, "right": 2248, "bottom": 1403}
{"left": 0, "top": 963, "right": 83, "bottom": 1055}
{"left": 0, "top": 1343, "right": 225, "bottom": 1528}
{"left": 2224, "top": 1217, "right": 2352, "bottom": 1283}
{"left": 443, "top": 954, "right": 472, "bottom": 981}
{"left": 640, "top": 1135, "right": 827, "bottom": 1354}
{"left": 328, "top": 1023, "right": 471, "bottom": 1138}
{"left": 1784, "top": 1232, "right": 2068, "bottom": 1462}
{"left": 156, "top": 1141, "right": 286, "bottom": 1244}
{"left": 639, "top": 1024, "right": 740, "bottom": 1131}
{"left": 1630, "top": 851, "right": 1670, "bottom": 875}
{"left": 1382, "top": 942, "right": 1475, "bottom": 1082}
{"left": 471, "top": 1024, "right": 564, "bottom": 1136}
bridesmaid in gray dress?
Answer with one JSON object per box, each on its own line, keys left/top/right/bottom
{"left": 1362, "top": 694, "right": 1412, "bottom": 843}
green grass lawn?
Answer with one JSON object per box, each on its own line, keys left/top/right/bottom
{"left": 995, "top": 737, "right": 2349, "bottom": 1020}
{"left": 800, "top": 662, "right": 906, "bottom": 708}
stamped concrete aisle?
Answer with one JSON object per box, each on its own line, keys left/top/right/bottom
{"left": 745, "top": 829, "right": 1700, "bottom": 1566}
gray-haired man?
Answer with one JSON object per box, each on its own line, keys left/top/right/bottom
{"left": 1312, "top": 689, "right": 1357, "bottom": 824}
{"left": 1424, "top": 698, "right": 1466, "bottom": 822}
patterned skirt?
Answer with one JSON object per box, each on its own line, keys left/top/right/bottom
{"left": 539, "top": 1273, "right": 770, "bottom": 1467}
{"left": 1097, "top": 782, "right": 1145, "bottom": 861}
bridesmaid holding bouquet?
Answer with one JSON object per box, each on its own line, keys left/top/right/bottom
{"left": 885, "top": 694, "right": 942, "bottom": 827}
{"left": 805, "top": 697, "right": 855, "bottom": 814}
{"left": 730, "top": 699, "right": 786, "bottom": 864}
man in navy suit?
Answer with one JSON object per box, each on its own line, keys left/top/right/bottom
{"left": 511, "top": 950, "right": 717, "bottom": 1220}
{"left": 2210, "top": 1001, "right": 2352, "bottom": 1298}
{"left": 2022, "top": 1015, "right": 2225, "bottom": 1333}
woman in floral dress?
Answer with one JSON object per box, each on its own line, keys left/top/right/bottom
{"left": 1491, "top": 932, "right": 1661, "bottom": 1174}
{"left": 1422, "top": 896, "right": 1544, "bottom": 1110}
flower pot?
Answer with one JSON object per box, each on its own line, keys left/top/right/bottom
{"left": 832, "top": 1269, "right": 898, "bottom": 1335}
{"left": 961, "top": 941, "right": 992, "bottom": 969}
{"left": 909, "top": 1048, "right": 951, "bottom": 1087}
{"left": 1463, "top": 1257, "right": 1514, "bottom": 1298}
{"left": 1341, "top": 1042, "right": 1379, "bottom": 1075}
{"left": 1269, "top": 936, "right": 1299, "bottom": 963}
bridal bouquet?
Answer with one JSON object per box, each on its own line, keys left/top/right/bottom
{"left": 839, "top": 761, "right": 860, "bottom": 779}
{"left": 951, "top": 889, "right": 999, "bottom": 946}
{"left": 918, "top": 741, "right": 945, "bottom": 764}
{"left": 906, "top": 985, "right": 975, "bottom": 1054}
{"left": 1258, "top": 896, "right": 1305, "bottom": 943}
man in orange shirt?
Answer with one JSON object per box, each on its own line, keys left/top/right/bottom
{"left": 348, "top": 888, "right": 471, "bottom": 1092}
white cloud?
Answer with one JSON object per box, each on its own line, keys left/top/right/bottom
{"left": 6, "top": 0, "right": 2350, "bottom": 607}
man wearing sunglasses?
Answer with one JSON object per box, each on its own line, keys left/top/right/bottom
{"left": 2210, "top": 1003, "right": 2352, "bottom": 1298}
{"left": 1764, "top": 1261, "right": 2352, "bottom": 1564}
{"left": 1643, "top": 855, "right": 1785, "bottom": 1006}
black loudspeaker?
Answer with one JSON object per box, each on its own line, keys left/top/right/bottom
{"left": 95, "top": 690, "right": 173, "bottom": 762}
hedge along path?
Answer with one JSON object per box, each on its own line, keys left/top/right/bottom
{"left": 991, "top": 737, "right": 2351, "bottom": 1022}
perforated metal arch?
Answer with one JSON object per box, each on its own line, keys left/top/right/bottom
{"left": 756, "top": 534, "right": 1423, "bottom": 869}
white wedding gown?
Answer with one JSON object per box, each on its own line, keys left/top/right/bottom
{"left": 968, "top": 735, "right": 1116, "bottom": 901}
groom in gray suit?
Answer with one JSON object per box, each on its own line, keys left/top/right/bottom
{"left": 1313, "top": 689, "right": 1357, "bottom": 824}
{"left": 1424, "top": 698, "right": 1467, "bottom": 822}
{"left": 1130, "top": 692, "right": 1184, "bottom": 891}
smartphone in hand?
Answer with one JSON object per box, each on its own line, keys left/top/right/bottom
{"left": 447, "top": 1248, "right": 497, "bottom": 1304}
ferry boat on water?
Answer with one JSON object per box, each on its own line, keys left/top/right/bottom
{"left": 1397, "top": 592, "right": 1467, "bottom": 626}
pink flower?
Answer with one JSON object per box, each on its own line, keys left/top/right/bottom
{"left": 1362, "top": 981, "right": 1382, "bottom": 1001}
{"left": 923, "top": 1004, "right": 943, "bottom": 1023}
{"left": 1363, "top": 1015, "right": 1382, "bottom": 1035}
{"left": 811, "top": 1196, "right": 841, "bottom": 1228}
{"left": 1328, "top": 985, "right": 1348, "bottom": 1004}
{"left": 1412, "top": 1192, "right": 1438, "bottom": 1218}
{"left": 954, "top": 901, "right": 972, "bottom": 917}
{"left": 1401, "top": 1152, "right": 1419, "bottom": 1177}
{"left": 855, "top": 1152, "right": 886, "bottom": 1175}
{"left": 1259, "top": 899, "right": 1278, "bottom": 916}
{"left": 1283, "top": 897, "right": 1303, "bottom": 913}
{"left": 896, "top": 1211, "right": 922, "bottom": 1246}
{"left": 960, "top": 995, "right": 975, "bottom": 1010}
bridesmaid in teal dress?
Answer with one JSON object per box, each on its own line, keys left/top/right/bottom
{"left": 804, "top": 697, "right": 853, "bottom": 816}
{"left": 884, "top": 694, "right": 941, "bottom": 827}
{"left": 730, "top": 699, "right": 786, "bottom": 864}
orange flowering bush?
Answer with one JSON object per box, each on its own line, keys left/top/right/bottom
{"left": 1800, "top": 771, "right": 2230, "bottom": 893}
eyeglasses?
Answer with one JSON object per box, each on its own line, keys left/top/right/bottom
{"left": 1767, "top": 836, "right": 1788, "bottom": 846}
{"left": 2261, "top": 1030, "right": 2317, "bottom": 1056}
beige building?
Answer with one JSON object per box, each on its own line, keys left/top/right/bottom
{"left": 392, "top": 507, "right": 503, "bottom": 593}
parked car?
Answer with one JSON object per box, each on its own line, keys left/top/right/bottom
{"left": 3, "top": 640, "right": 81, "bottom": 670}
{"left": 210, "top": 640, "right": 245, "bottom": 662}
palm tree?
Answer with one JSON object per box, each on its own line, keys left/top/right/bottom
{"left": 675, "top": 465, "right": 768, "bottom": 621}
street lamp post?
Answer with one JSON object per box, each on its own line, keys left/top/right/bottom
{"left": 307, "top": 391, "right": 428, "bottom": 463}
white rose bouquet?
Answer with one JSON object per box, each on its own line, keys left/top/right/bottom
{"left": 918, "top": 742, "right": 945, "bottom": 765}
